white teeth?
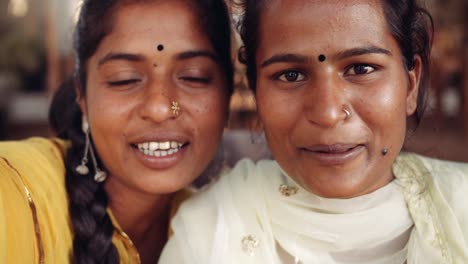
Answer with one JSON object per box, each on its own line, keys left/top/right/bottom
{"left": 136, "top": 140, "right": 184, "bottom": 157}
{"left": 149, "top": 142, "right": 159, "bottom": 151}
{"left": 160, "top": 142, "right": 170, "bottom": 150}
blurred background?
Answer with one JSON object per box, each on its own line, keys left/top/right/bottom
{"left": 0, "top": 0, "right": 466, "bottom": 162}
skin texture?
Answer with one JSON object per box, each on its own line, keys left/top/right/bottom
{"left": 78, "top": 1, "right": 228, "bottom": 262}
{"left": 256, "top": 0, "right": 422, "bottom": 198}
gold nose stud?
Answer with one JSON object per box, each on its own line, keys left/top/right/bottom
{"left": 171, "top": 101, "right": 180, "bottom": 117}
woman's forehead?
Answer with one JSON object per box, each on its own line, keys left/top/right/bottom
{"left": 257, "top": 0, "right": 394, "bottom": 57}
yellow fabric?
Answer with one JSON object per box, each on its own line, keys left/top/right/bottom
{"left": 0, "top": 137, "right": 188, "bottom": 263}
{"left": 0, "top": 137, "right": 71, "bottom": 263}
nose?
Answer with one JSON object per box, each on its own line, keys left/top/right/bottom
{"left": 137, "top": 80, "right": 176, "bottom": 123}
{"left": 304, "top": 73, "right": 347, "bottom": 128}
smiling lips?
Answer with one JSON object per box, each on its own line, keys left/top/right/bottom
{"left": 303, "top": 143, "right": 365, "bottom": 165}
{"left": 136, "top": 141, "right": 185, "bottom": 157}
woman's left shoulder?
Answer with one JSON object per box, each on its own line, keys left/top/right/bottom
{"left": 397, "top": 154, "right": 468, "bottom": 263}
{"left": 396, "top": 153, "right": 468, "bottom": 205}
{"left": 398, "top": 152, "right": 468, "bottom": 180}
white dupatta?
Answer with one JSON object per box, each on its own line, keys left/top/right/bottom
{"left": 160, "top": 153, "right": 468, "bottom": 264}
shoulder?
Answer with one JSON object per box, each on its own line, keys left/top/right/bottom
{"left": 415, "top": 154, "right": 468, "bottom": 201}
{"left": 0, "top": 137, "right": 68, "bottom": 169}
{"left": 0, "top": 136, "right": 70, "bottom": 202}
{"left": 396, "top": 154, "right": 468, "bottom": 260}
{"left": 0, "top": 138, "right": 72, "bottom": 262}
{"left": 395, "top": 152, "right": 468, "bottom": 217}
{"left": 0, "top": 137, "right": 68, "bottom": 192}
{"left": 396, "top": 153, "right": 468, "bottom": 185}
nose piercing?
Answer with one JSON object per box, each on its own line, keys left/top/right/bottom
{"left": 171, "top": 101, "right": 181, "bottom": 117}
{"left": 343, "top": 107, "right": 351, "bottom": 120}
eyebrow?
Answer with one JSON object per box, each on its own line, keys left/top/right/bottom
{"left": 98, "top": 50, "right": 218, "bottom": 67}
{"left": 260, "top": 46, "right": 392, "bottom": 68}
{"left": 98, "top": 53, "right": 144, "bottom": 66}
{"left": 175, "top": 50, "right": 218, "bottom": 62}
{"left": 261, "top": 53, "right": 311, "bottom": 68}
{"left": 335, "top": 46, "right": 392, "bottom": 60}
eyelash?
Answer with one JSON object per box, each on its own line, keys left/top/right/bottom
{"left": 275, "top": 70, "right": 307, "bottom": 82}
{"left": 345, "top": 64, "right": 377, "bottom": 76}
{"left": 107, "top": 79, "right": 141, "bottom": 86}
{"left": 180, "top": 76, "right": 211, "bottom": 84}
{"left": 274, "top": 63, "right": 378, "bottom": 82}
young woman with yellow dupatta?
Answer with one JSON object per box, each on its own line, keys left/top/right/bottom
{"left": 0, "top": 0, "right": 233, "bottom": 263}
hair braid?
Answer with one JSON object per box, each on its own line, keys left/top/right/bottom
{"left": 49, "top": 78, "right": 119, "bottom": 263}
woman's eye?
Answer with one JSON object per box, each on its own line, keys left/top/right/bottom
{"left": 180, "top": 76, "right": 211, "bottom": 84}
{"left": 346, "top": 64, "right": 376, "bottom": 75}
{"left": 277, "top": 70, "right": 306, "bottom": 82}
{"left": 107, "top": 79, "right": 141, "bottom": 86}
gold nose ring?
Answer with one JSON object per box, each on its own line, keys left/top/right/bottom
{"left": 171, "top": 101, "right": 181, "bottom": 117}
{"left": 343, "top": 107, "right": 351, "bottom": 120}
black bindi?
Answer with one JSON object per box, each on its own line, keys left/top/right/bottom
{"left": 157, "top": 44, "right": 164, "bottom": 51}
{"left": 318, "top": 54, "right": 326, "bottom": 62}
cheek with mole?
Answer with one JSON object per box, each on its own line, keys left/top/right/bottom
{"left": 382, "top": 148, "right": 389, "bottom": 156}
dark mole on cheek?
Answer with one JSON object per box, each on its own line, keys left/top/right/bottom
{"left": 318, "top": 54, "right": 326, "bottom": 62}
{"left": 157, "top": 44, "right": 164, "bottom": 51}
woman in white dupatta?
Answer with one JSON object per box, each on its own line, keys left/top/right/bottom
{"left": 160, "top": 0, "right": 468, "bottom": 263}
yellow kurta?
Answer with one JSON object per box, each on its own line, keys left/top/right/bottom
{"left": 0, "top": 137, "right": 139, "bottom": 263}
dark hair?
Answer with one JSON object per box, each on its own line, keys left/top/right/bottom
{"left": 235, "top": 0, "right": 433, "bottom": 124}
{"left": 49, "top": 0, "right": 233, "bottom": 263}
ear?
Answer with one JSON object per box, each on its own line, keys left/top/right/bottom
{"left": 406, "top": 55, "right": 422, "bottom": 116}
{"left": 74, "top": 78, "right": 87, "bottom": 118}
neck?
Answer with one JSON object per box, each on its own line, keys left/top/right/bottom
{"left": 105, "top": 180, "right": 175, "bottom": 263}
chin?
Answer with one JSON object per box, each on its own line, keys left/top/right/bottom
{"left": 139, "top": 174, "right": 193, "bottom": 195}
{"left": 303, "top": 178, "right": 366, "bottom": 199}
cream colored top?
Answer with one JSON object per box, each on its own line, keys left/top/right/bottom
{"left": 160, "top": 153, "right": 468, "bottom": 264}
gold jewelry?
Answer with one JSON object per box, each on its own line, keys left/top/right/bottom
{"left": 241, "top": 235, "right": 260, "bottom": 256}
{"left": 343, "top": 107, "right": 351, "bottom": 120}
{"left": 279, "top": 184, "right": 299, "bottom": 197}
{"left": 171, "top": 101, "right": 180, "bottom": 117}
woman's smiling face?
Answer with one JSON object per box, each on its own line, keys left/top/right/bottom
{"left": 80, "top": 0, "right": 229, "bottom": 196}
{"left": 255, "top": 0, "right": 421, "bottom": 198}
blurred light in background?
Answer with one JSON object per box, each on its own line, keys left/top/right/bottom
{"left": 8, "top": 0, "right": 28, "bottom": 18}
